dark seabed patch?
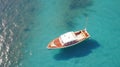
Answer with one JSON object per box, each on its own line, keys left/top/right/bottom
{"left": 63, "top": 0, "right": 94, "bottom": 31}
{"left": 69, "top": 0, "right": 93, "bottom": 9}
{"left": 23, "top": 28, "right": 30, "bottom": 32}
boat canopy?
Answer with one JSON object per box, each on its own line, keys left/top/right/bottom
{"left": 60, "top": 31, "right": 76, "bottom": 44}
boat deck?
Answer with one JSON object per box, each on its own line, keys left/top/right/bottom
{"left": 54, "top": 38, "right": 63, "bottom": 47}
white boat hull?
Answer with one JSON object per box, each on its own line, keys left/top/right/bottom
{"left": 47, "top": 29, "right": 90, "bottom": 49}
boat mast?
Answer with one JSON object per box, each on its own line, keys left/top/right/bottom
{"left": 84, "top": 17, "right": 88, "bottom": 30}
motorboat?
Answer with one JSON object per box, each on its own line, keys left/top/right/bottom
{"left": 47, "top": 28, "right": 90, "bottom": 49}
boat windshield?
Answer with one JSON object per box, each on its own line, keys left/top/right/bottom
{"left": 60, "top": 32, "right": 76, "bottom": 44}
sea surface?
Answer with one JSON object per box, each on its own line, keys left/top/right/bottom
{"left": 0, "top": 0, "right": 120, "bottom": 67}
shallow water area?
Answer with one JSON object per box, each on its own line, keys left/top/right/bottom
{"left": 20, "top": 0, "right": 120, "bottom": 67}
{"left": 0, "top": 0, "right": 120, "bottom": 67}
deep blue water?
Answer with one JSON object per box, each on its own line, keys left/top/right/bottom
{"left": 0, "top": 0, "right": 120, "bottom": 67}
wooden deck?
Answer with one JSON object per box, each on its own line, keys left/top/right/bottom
{"left": 54, "top": 38, "right": 63, "bottom": 47}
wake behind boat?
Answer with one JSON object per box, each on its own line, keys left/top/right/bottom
{"left": 47, "top": 28, "right": 90, "bottom": 49}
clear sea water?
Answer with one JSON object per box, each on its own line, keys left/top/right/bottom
{"left": 0, "top": 0, "right": 120, "bottom": 67}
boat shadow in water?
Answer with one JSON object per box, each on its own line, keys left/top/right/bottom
{"left": 54, "top": 39, "right": 100, "bottom": 60}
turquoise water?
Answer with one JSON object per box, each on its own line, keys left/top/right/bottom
{"left": 0, "top": 0, "right": 120, "bottom": 67}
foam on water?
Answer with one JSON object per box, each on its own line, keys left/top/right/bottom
{"left": 0, "top": 0, "right": 39, "bottom": 67}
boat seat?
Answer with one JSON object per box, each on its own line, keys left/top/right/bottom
{"left": 76, "top": 34, "right": 85, "bottom": 41}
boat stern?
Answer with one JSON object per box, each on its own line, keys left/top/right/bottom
{"left": 82, "top": 29, "right": 90, "bottom": 38}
